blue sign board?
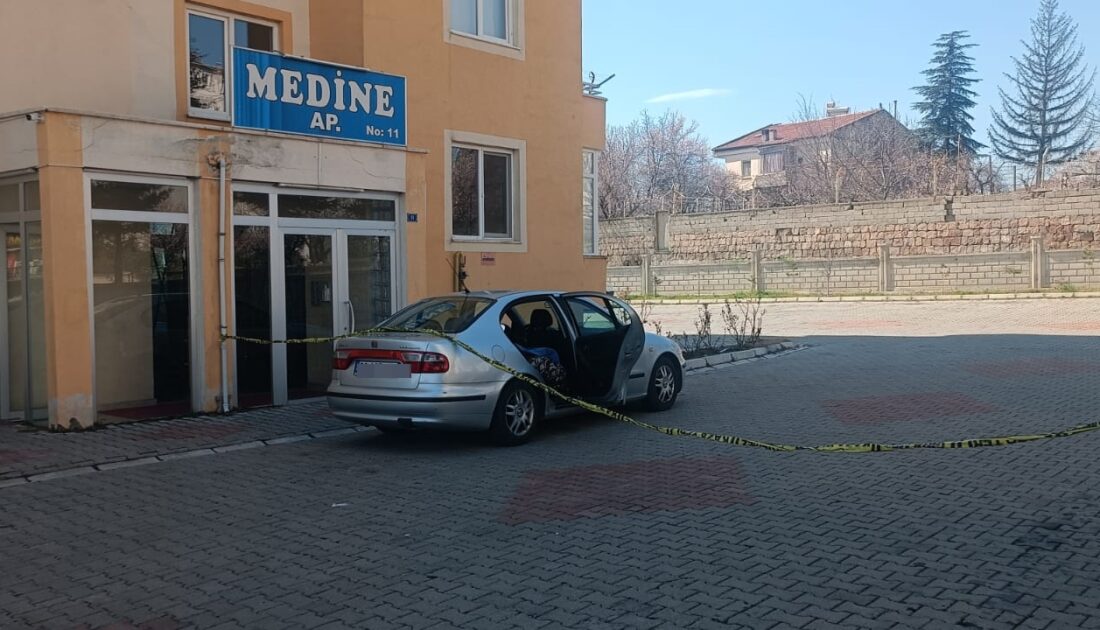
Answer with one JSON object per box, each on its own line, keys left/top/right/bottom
{"left": 233, "top": 48, "right": 406, "bottom": 146}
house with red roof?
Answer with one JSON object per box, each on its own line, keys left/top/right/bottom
{"left": 713, "top": 104, "right": 907, "bottom": 193}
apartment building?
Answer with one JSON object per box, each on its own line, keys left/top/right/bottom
{"left": 0, "top": 0, "right": 606, "bottom": 428}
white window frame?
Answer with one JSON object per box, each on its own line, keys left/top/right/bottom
{"left": 582, "top": 149, "right": 600, "bottom": 256}
{"left": 444, "top": 0, "right": 525, "bottom": 61}
{"left": 186, "top": 7, "right": 280, "bottom": 121}
{"left": 83, "top": 172, "right": 203, "bottom": 417}
{"left": 444, "top": 130, "right": 527, "bottom": 253}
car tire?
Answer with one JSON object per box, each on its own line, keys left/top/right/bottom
{"left": 645, "top": 355, "right": 681, "bottom": 411}
{"left": 489, "top": 381, "right": 542, "bottom": 446}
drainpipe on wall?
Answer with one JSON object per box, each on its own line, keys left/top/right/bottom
{"left": 217, "top": 156, "right": 230, "bottom": 414}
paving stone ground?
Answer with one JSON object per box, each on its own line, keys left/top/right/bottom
{"left": 2, "top": 298, "right": 1100, "bottom": 629}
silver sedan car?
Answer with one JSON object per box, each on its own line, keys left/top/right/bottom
{"left": 327, "top": 290, "right": 685, "bottom": 445}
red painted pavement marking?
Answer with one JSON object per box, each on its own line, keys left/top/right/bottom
{"left": 965, "top": 358, "right": 1100, "bottom": 378}
{"left": 500, "top": 456, "right": 753, "bottom": 525}
{"left": 822, "top": 392, "right": 999, "bottom": 425}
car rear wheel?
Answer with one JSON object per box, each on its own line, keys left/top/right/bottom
{"left": 645, "top": 355, "right": 681, "bottom": 411}
{"left": 489, "top": 381, "right": 541, "bottom": 446}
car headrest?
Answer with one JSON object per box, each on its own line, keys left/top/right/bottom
{"left": 530, "top": 308, "right": 553, "bottom": 328}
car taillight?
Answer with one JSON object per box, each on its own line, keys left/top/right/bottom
{"left": 332, "top": 349, "right": 449, "bottom": 373}
{"left": 415, "top": 352, "right": 449, "bottom": 373}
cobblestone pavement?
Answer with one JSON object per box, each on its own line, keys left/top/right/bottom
{"left": 0, "top": 405, "right": 351, "bottom": 483}
{"left": 3, "top": 300, "right": 1100, "bottom": 628}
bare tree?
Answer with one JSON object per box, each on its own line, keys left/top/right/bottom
{"left": 599, "top": 110, "right": 738, "bottom": 217}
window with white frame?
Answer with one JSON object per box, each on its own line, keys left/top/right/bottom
{"left": 451, "top": 144, "right": 515, "bottom": 240}
{"left": 583, "top": 150, "right": 599, "bottom": 255}
{"left": 187, "top": 8, "right": 277, "bottom": 119}
{"left": 451, "top": 0, "right": 513, "bottom": 43}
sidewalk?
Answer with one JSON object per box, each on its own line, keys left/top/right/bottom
{"left": 0, "top": 402, "right": 353, "bottom": 485}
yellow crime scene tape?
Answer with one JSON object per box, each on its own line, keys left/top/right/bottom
{"left": 223, "top": 327, "right": 1100, "bottom": 453}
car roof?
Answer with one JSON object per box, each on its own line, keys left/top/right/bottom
{"left": 439, "top": 289, "right": 559, "bottom": 299}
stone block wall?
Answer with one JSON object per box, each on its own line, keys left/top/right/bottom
{"left": 602, "top": 188, "right": 1100, "bottom": 295}
{"left": 1048, "top": 250, "right": 1100, "bottom": 288}
{"left": 891, "top": 253, "right": 1031, "bottom": 293}
{"left": 761, "top": 259, "right": 879, "bottom": 295}
{"left": 652, "top": 263, "right": 754, "bottom": 296}
{"left": 602, "top": 189, "right": 1100, "bottom": 267}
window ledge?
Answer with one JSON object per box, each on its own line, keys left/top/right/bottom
{"left": 447, "top": 239, "right": 527, "bottom": 254}
{"left": 447, "top": 30, "right": 525, "bottom": 60}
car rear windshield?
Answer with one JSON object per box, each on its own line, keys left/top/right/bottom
{"left": 381, "top": 296, "right": 494, "bottom": 334}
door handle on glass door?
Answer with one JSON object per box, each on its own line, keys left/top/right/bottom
{"left": 346, "top": 300, "right": 356, "bottom": 334}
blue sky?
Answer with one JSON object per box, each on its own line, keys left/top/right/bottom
{"left": 582, "top": 0, "right": 1100, "bottom": 151}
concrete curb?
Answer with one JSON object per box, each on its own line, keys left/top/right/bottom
{"left": 630, "top": 291, "right": 1100, "bottom": 306}
{"left": 0, "top": 425, "right": 375, "bottom": 490}
{"left": 683, "top": 341, "right": 802, "bottom": 372}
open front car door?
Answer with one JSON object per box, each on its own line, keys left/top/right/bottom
{"left": 561, "top": 293, "right": 644, "bottom": 405}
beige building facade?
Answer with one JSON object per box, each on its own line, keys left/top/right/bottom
{"left": 0, "top": 0, "right": 606, "bottom": 429}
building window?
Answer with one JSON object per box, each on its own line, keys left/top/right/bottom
{"left": 445, "top": 131, "right": 525, "bottom": 250}
{"left": 451, "top": 0, "right": 512, "bottom": 43}
{"left": 451, "top": 145, "right": 513, "bottom": 239}
{"left": 88, "top": 177, "right": 195, "bottom": 420}
{"left": 740, "top": 160, "right": 752, "bottom": 178}
{"left": 763, "top": 151, "right": 785, "bottom": 174}
{"left": 583, "top": 150, "right": 599, "bottom": 255}
{"left": 187, "top": 8, "right": 277, "bottom": 120}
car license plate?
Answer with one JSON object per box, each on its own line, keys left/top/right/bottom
{"left": 354, "top": 361, "right": 412, "bottom": 379}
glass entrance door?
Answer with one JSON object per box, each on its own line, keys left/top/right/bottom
{"left": 1, "top": 223, "right": 46, "bottom": 421}
{"left": 342, "top": 232, "right": 394, "bottom": 335}
{"left": 283, "top": 232, "right": 335, "bottom": 400}
{"left": 276, "top": 229, "right": 395, "bottom": 402}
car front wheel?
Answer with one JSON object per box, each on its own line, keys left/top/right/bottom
{"left": 645, "top": 355, "right": 681, "bottom": 411}
{"left": 489, "top": 381, "right": 542, "bottom": 446}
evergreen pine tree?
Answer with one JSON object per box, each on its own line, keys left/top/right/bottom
{"left": 913, "top": 31, "right": 982, "bottom": 155}
{"left": 990, "top": 0, "right": 1095, "bottom": 184}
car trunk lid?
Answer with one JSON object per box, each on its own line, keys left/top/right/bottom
{"left": 335, "top": 333, "right": 441, "bottom": 390}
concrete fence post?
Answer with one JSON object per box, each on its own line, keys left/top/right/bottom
{"left": 878, "top": 243, "right": 893, "bottom": 292}
{"left": 640, "top": 255, "right": 652, "bottom": 296}
{"left": 1030, "top": 235, "right": 1047, "bottom": 289}
{"left": 751, "top": 248, "right": 765, "bottom": 293}
{"left": 654, "top": 211, "right": 670, "bottom": 253}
